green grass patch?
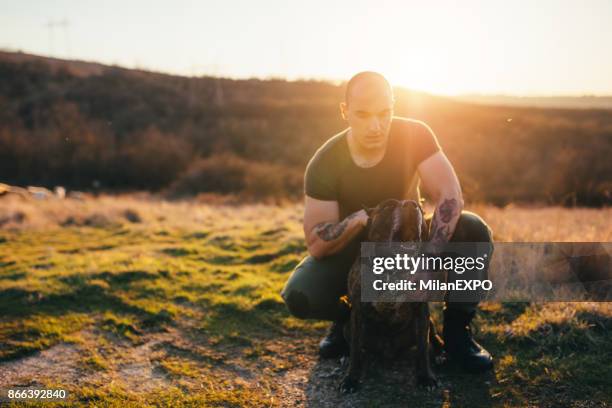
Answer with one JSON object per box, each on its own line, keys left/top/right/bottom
{"left": 0, "top": 313, "right": 92, "bottom": 361}
{"left": 1, "top": 205, "right": 610, "bottom": 406}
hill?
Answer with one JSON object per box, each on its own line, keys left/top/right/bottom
{"left": 456, "top": 94, "right": 612, "bottom": 110}
{"left": 0, "top": 51, "right": 610, "bottom": 206}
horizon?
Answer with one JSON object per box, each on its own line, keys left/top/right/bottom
{"left": 5, "top": 48, "right": 612, "bottom": 100}
{"left": 2, "top": 0, "right": 612, "bottom": 97}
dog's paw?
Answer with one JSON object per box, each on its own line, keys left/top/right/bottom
{"left": 434, "top": 353, "right": 446, "bottom": 366}
{"left": 339, "top": 376, "right": 360, "bottom": 394}
{"left": 416, "top": 374, "right": 438, "bottom": 391}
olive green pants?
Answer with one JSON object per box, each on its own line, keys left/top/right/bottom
{"left": 281, "top": 211, "right": 493, "bottom": 320}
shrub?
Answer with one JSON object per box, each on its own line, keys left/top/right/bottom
{"left": 166, "top": 154, "right": 302, "bottom": 199}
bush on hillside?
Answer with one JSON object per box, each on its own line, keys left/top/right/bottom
{"left": 166, "top": 154, "right": 303, "bottom": 199}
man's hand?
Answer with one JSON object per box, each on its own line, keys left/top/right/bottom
{"left": 304, "top": 196, "right": 368, "bottom": 259}
{"left": 356, "top": 209, "right": 369, "bottom": 228}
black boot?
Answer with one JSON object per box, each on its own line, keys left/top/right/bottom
{"left": 443, "top": 308, "right": 493, "bottom": 373}
{"left": 319, "top": 297, "right": 351, "bottom": 359}
{"left": 319, "top": 320, "right": 349, "bottom": 358}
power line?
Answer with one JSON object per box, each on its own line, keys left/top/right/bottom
{"left": 44, "top": 18, "right": 71, "bottom": 57}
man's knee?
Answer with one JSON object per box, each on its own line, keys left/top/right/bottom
{"left": 280, "top": 254, "right": 349, "bottom": 321}
{"left": 280, "top": 259, "right": 313, "bottom": 319}
{"left": 281, "top": 286, "right": 311, "bottom": 319}
{"left": 280, "top": 256, "right": 322, "bottom": 319}
{"left": 282, "top": 284, "right": 342, "bottom": 321}
{"left": 452, "top": 211, "right": 493, "bottom": 243}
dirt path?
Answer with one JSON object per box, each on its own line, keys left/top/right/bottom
{"left": 0, "top": 324, "right": 497, "bottom": 407}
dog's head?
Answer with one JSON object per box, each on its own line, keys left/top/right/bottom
{"left": 357, "top": 199, "right": 429, "bottom": 331}
{"left": 364, "top": 199, "right": 426, "bottom": 243}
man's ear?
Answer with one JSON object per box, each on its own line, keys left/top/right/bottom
{"left": 339, "top": 102, "right": 348, "bottom": 120}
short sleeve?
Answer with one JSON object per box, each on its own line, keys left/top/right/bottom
{"left": 412, "top": 121, "right": 441, "bottom": 166}
{"left": 304, "top": 154, "right": 337, "bottom": 201}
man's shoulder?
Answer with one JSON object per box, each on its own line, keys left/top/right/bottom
{"left": 309, "top": 128, "right": 349, "bottom": 163}
{"left": 391, "top": 116, "right": 441, "bottom": 165}
{"left": 391, "top": 116, "right": 431, "bottom": 134}
{"left": 304, "top": 129, "right": 349, "bottom": 200}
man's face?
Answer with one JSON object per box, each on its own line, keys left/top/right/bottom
{"left": 341, "top": 82, "right": 394, "bottom": 151}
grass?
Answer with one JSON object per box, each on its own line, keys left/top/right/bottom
{"left": 0, "top": 194, "right": 610, "bottom": 407}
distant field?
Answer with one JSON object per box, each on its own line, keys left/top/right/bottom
{"left": 0, "top": 195, "right": 610, "bottom": 407}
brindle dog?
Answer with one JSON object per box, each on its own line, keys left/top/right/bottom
{"left": 340, "top": 199, "right": 444, "bottom": 393}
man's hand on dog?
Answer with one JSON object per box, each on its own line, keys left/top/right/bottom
{"left": 355, "top": 209, "right": 369, "bottom": 228}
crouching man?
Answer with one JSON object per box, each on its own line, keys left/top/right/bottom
{"left": 281, "top": 72, "right": 494, "bottom": 373}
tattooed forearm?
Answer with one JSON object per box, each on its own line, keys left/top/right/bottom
{"left": 428, "top": 198, "right": 459, "bottom": 250}
{"left": 438, "top": 198, "right": 456, "bottom": 223}
{"left": 315, "top": 221, "right": 348, "bottom": 241}
{"left": 431, "top": 223, "right": 450, "bottom": 243}
{"left": 314, "top": 212, "right": 358, "bottom": 242}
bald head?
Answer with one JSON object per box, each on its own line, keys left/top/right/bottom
{"left": 340, "top": 72, "right": 394, "bottom": 152}
{"left": 345, "top": 71, "right": 393, "bottom": 105}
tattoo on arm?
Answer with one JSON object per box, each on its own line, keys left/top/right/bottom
{"left": 429, "top": 198, "right": 458, "bottom": 248}
{"left": 432, "top": 224, "right": 449, "bottom": 242}
{"left": 314, "top": 212, "right": 358, "bottom": 242}
{"left": 438, "top": 198, "right": 456, "bottom": 223}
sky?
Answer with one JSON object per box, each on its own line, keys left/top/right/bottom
{"left": 1, "top": 0, "right": 611, "bottom": 96}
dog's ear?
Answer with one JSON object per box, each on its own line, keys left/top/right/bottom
{"left": 365, "top": 215, "right": 373, "bottom": 232}
{"left": 397, "top": 200, "right": 426, "bottom": 242}
{"left": 413, "top": 203, "right": 425, "bottom": 241}
{"left": 415, "top": 204, "right": 429, "bottom": 241}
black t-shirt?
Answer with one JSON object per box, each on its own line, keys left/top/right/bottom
{"left": 305, "top": 117, "right": 441, "bottom": 220}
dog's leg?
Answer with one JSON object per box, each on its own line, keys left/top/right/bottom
{"left": 340, "top": 301, "right": 364, "bottom": 394}
{"left": 429, "top": 316, "right": 445, "bottom": 365}
{"left": 414, "top": 303, "right": 438, "bottom": 390}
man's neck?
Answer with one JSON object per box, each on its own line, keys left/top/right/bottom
{"left": 347, "top": 129, "right": 388, "bottom": 168}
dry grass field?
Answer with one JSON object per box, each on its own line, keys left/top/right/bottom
{"left": 0, "top": 195, "right": 610, "bottom": 407}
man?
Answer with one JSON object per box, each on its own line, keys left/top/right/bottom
{"left": 280, "top": 72, "right": 494, "bottom": 373}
